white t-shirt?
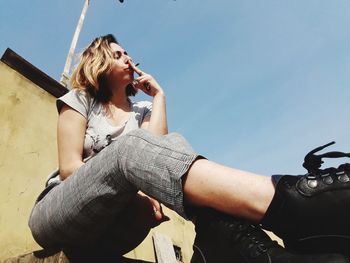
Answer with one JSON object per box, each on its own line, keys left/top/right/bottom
{"left": 46, "top": 89, "right": 152, "bottom": 186}
{"left": 57, "top": 89, "right": 152, "bottom": 162}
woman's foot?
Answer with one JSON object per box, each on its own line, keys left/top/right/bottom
{"left": 191, "top": 208, "right": 349, "bottom": 263}
{"left": 261, "top": 167, "right": 350, "bottom": 255}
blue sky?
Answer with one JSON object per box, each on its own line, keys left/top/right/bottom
{"left": 1, "top": 0, "right": 350, "bottom": 175}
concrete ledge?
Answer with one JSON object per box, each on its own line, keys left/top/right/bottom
{"left": 3, "top": 251, "right": 68, "bottom": 263}
{"left": 4, "top": 251, "right": 155, "bottom": 263}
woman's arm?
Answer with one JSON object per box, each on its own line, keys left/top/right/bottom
{"left": 140, "top": 92, "right": 168, "bottom": 135}
{"left": 128, "top": 62, "right": 169, "bottom": 221}
{"left": 129, "top": 62, "right": 168, "bottom": 135}
{"left": 57, "top": 104, "right": 87, "bottom": 180}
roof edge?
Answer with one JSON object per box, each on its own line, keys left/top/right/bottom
{"left": 1, "top": 48, "right": 68, "bottom": 98}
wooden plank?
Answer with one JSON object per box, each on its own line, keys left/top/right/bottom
{"left": 152, "top": 232, "right": 177, "bottom": 263}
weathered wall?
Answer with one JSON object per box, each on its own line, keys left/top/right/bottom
{"left": 0, "top": 61, "right": 58, "bottom": 260}
{"left": 0, "top": 60, "right": 196, "bottom": 262}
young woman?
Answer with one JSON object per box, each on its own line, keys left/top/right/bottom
{"left": 29, "top": 34, "right": 350, "bottom": 263}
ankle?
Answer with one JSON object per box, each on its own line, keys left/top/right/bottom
{"left": 251, "top": 176, "right": 276, "bottom": 222}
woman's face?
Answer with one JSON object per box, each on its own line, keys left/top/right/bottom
{"left": 107, "top": 42, "right": 134, "bottom": 85}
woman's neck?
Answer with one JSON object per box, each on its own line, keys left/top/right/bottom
{"left": 108, "top": 88, "right": 130, "bottom": 109}
{"left": 105, "top": 77, "right": 131, "bottom": 108}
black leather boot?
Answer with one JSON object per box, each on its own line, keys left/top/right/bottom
{"left": 191, "top": 208, "right": 349, "bottom": 263}
{"left": 260, "top": 142, "right": 350, "bottom": 255}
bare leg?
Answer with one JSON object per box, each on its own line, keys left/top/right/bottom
{"left": 183, "top": 159, "right": 274, "bottom": 222}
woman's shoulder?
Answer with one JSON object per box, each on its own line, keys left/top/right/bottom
{"left": 56, "top": 88, "right": 98, "bottom": 117}
{"left": 60, "top": 88, "right": 92, "bottom": 101}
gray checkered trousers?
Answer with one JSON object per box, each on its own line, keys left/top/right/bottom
{"left": 29, "top": 129, "right": 200, "bottom": 248}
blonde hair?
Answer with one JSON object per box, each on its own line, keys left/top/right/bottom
{"left": 70, "top": 34, "right": 134, "bottom": 103}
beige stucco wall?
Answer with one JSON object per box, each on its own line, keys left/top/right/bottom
{"left": 0, "top": 60, "right": 196, "bottom": 262}
{"left": 0, "top": 61, "right": 58, "bottom": 259}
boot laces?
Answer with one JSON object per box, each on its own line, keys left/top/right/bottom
{"left": 223, "top": 219, "right": 278, "bottom": 256}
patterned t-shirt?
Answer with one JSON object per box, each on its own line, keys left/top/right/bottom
{"left": 56, "top": 89, "right": 152, "bottom": 162}
{"left": 46, "top": 89, "right": 152, "bottom": 185}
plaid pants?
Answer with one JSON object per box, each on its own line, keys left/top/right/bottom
{"left": 29, "top": 129, "right": 200, "bottom": 248}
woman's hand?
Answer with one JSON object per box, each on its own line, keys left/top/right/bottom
{"left": 128, "top": 61, "right": 164, "bottom": 97}
{"left": 108, "top": 193, "right": 170, "bottom": 255}
{"left": 137, "top": 191, "right": 170, "bottom": 222}
{"left": 128, "top": 60, "right": 168, "bottom": 135}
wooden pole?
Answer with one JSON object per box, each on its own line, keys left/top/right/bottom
{"left": 60, "top": 0, "right": 90, "bottom": 87}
